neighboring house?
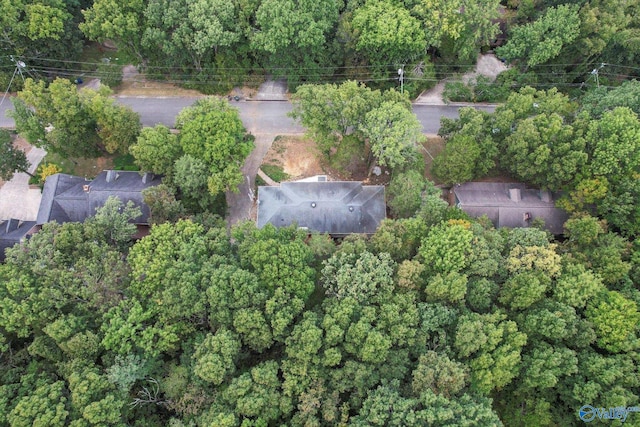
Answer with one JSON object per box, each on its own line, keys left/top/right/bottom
{"left": 0, "top": 218, "right": 37, "bottom": 262}
{"left": 452, "top": 182, "right": 568, "bottom": 234}
{"left": 257, "top": 177, "right": 386, "bottom": 236}
{"left": 36, "top": 170, "right": 160, "bottom": 229}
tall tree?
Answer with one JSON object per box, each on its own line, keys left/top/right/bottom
{"left": 129, "top": 125, "right": 182, "bottom": 176}
{"left": 351, "top": 0, "right": 426, "bottom": 71}
{"left": 362, "top": 100, "right": 423, "bottom": 168}
{"left": 175, "top": 98, "right": 253, "bottom": 195}
{"left": 497, "top": 5, "right": 581, "bottom": 67}
{"left": 0, "top": 130, "right": 31, "bottom": 180}
{"left": 251, "top": 0, "right": 340, "bottom": 84}
{"left": 80, "top": 0, "right": 147, "bottom": 62}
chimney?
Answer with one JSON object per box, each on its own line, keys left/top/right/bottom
{"left": 106, "top": 170, "right": 117, "bottom": 183}
{"left": 539, "top": 190, "right": 552, "bottom": 203}
{"left": 509, "top": 188, "right": 521, "bottom": 203}
{"left": 5, "top": 218, "right": 19, "bottom": 233}
{"left": 83, "top": 184, "right": 90, "bottom": 192}
{"left": 142, "top": 172, "right": 154, "bottom": 184}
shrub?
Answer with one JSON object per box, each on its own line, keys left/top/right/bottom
{"left": 443, "top": 81, "right": 474, "bottom": 103}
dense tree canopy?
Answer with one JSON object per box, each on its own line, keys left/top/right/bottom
{"left": 0, "top": 184, "right": 638, "bottom": 426}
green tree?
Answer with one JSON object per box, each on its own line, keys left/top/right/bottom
{"left": 497, "top": 5, "right": 581, "bottom": 67}
{"left": 14, "top": 78, "right": 101, "bottom": 158}
{"left": 142, "top": 0, "right": 241, "bottom": 71}
{"left": 8, "top": 381, "right": 69, "bottom": 427}
{"left": 130, "top": 126, "right": 181, "bottom": 176}
{"left": 502, "top": 113, "right": 587, "bottom": 190}
{"left": 173, "top": 154, "right": 218, "bottom": 212}
{"left": 419, "top": 221, "right": 474, "bottom": 276}
{"left": 351, "top": 0, "right": 426, "bottom": 69}
{"left": 251, "top": 0, "right": 339, "bottom": 84}
{"left": 454, "top": 311, "right": 527, "bottom": 394}
{"left": 362, "top": 100, "right": 423, "bottom": 169}
{"left": 141, "top": 184, "right": 186, "bottom": 224}
{"left": 0, "top": 129, "right": 32, "bottom": 180}
{"left": 12, "top": 79, "right": 141, "bottom": 158}
{"left": 193, "top": 329, "right": 242, "bottom": 385}
{"left": 289, "top": 80, "right": 382, "bottom": 157}
{"left": 80, "top": 85, "right": 141, "bottom": 155}
{"left": 80, "top": 0, "right": 147, "bottom": 61}
{"left": 586, "top": 290, "right": 640, "bottom": 353}
{"left": 176, "top": 98, "right": 253, "bottom": 195}
{"left": 386, "top": 171, "right": 438, "bottom": 219}
{"left": 431, "top": 134, "right": 481, "bottom": 185}
{"left": 321, "top": 251, "right": 396, "bottom": 303}
{"left": 584, "top": 107, "right": 640, "bottom": 182}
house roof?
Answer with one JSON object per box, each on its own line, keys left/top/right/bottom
{"left": 0, "top": 219, "right": 37, "bottom": 262}
{"left": 453, "top": 182, "right": 568, "bottom": 234}
{"left": 257, "top": 181, "right": 386, "bottom": 235}
{"left": 37, "top": 171, "right": 160, "bottom": 226}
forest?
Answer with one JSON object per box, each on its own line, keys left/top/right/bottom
{"left": 2, "top": 0, "right": 640, "bottom": 95}
{"left": 1, "top": 0, "right": 640, "bottom": 426}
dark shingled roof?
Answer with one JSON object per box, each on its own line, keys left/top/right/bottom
{"left": 37, "top": 171, "right": 160, "bottom": 226}
{"left": 0, "top": 219, "right": 37, "bottom": 262}
{"left": 453, "top": 182, "right": 568, "bottom": 234}
{"left": 257, "top": 181, "right": 386, "bottom": 235}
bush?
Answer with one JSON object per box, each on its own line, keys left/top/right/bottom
{"left": 329, "top": 135, "right": 366, "bottom": 178}
{"left": 472, "top": 76, "right": 510, "bottom": 103}
{"left": 443, "top": 81, "right": 475, "bottom": 103}
{"left": 261, "top": 164, "right": 289, "bottom": 183}
{"left": 97, "top": 60, "right": 123, "bottom": 88}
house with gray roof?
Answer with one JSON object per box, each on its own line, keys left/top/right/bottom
{"left": 257, "top": 179, "right": 386, "bottom": 235}
{"left": 453, "top": 182, "right": 568, "bottom": 234}
{"left": 37, "top": 170, "right": 160, "bottom": 226}
{"left": 0, "top": 218, "right": 37, "bottom": 262}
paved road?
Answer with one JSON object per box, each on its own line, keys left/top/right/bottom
{"left": 1, "top": 97, "right": 495, "bottom": 134}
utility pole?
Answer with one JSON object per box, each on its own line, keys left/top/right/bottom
{"left": 398, "top": 65, "right": 404, "bottom": 94}
{"left": 590, "top": 63, "right": 605, "bottom": 88}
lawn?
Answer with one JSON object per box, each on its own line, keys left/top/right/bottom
{"left": 41, "top": 152, "right": 138, "bottom": 179}
{"left": 421, "top": 136, "right": 445, "bottom": 183}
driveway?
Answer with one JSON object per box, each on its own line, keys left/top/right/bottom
{"left": 0, "top": 146, "right": 46, "bottom": 221}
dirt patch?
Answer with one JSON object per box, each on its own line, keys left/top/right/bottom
{"left": 262, "top": 135, "right": 327, "bottom": 180}
{"left": 115, "top": 65, "right": 205, "bottom": 97}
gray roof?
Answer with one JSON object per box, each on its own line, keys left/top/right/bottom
{"left": 37, "top": 171, "right": 160, "bottom": 226}
{"left": 453, "top": 182, "right": 568, "bottom": 234}
{"left": 257, "top": 181, "right": 386, "bottom": 235}
{"left": 0, "top": 219, "right": 37, "bottom": 262}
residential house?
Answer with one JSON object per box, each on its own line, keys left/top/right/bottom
{"left": 452, "top": 182, "right": 568, "bottom": 234}
{"left": 0, "top": 218, "right": 37, "bottom": 262}
{"left": 257, "top": 178, "right": 386, "bottom": 236}
{"left": 36, "top": 170, "right": 161, "bottom": 234}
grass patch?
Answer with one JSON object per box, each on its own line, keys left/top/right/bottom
{"left": 42, "top": 152, "right": 114, "bottom": 178}
{"left": 421, "top": 136, "right": 446, "bottom": 183}
{"left": 261, "top": 164, "right": 289, "bottom": 183}
{"left": 79, "top": 42, "right": 134, "bottom": 71}
{"left": 328, "top": 135, "right": 367, "bottom": 179}
{"left": 113, "top": 154, "right": 139, "bottom": 171}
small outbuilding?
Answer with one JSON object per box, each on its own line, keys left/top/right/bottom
{"left": 257, "top": 178, "right": 386, "bottom": 236}
{"left": 452, "top": 182, "right": 568, "bottom": 234}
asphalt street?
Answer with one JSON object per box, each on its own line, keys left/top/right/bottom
{"left": 0, "top": 97, "right": 495, "bottom": 135}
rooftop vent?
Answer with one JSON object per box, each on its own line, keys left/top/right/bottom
{"left": 105, "top": 170, "right": 118, "bottom": 183}
{"left": 5, "top": 218, "right": 19, "bottom": 233}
